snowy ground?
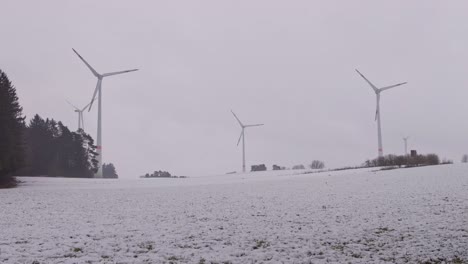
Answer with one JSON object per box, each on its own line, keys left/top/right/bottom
{"left": 1, "top": 165, "right": 467, "bottom": 263}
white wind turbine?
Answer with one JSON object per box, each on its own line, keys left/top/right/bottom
{"left": 72, "top": 48, "right": 138, "bottom": 178}
{"left": 231, "top": 110, "right": 264, "bottom": 173}
{"left": 403, "top": 136, "right": 410, "bottom": 156}
{"left": 66, "top": 99, "right": 94, "bottom": 131}
{"left": 355, "top": 69, "right": 407, "bottom": 157}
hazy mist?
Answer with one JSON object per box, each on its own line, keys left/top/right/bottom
{"left": 2, "top": 0, "right": 467, "bottom": 178}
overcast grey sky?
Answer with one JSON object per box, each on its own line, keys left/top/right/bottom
{"left": 2, "top": 1, "right": 468, "bottom": 178}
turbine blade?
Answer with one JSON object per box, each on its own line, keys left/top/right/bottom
{"left": 102, "top": 69, "right": 138, "bottom": 77}
{"left": 379, "top": 82, "right": 407, "bottom": 92}
{"left": 231, "top": 110, "right": 244, "bottom": 127}
{"left": 66, "top": 99, "right": 79, "bottom": 110}
{"left": 355, "top": 69, "right": 378, "bottom": 92}
{"left": 82, "top": 96, "right": 97, "bottom": 111}
{"left": 245, "top": 124, "right": 264, "bottom": 127}
{"left": 72, "top": 48, "right": 100, "bottom": 77}
{"left": 375, "top": 95, "right": 380, "bottom": 121}
{"left": 88, "top": 79, "right": 101, "bottom": 111}
{"left": 236, "top": 131, "right": 243, "bottom": 146}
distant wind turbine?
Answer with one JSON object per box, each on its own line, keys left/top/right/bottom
{"left": 403, "top": 136, "right": 410, "bottom": 156}
{"left": 355, "top": 69, "right": 407, "bottom": 157}
{"left": 72, "top": 48, "right": 138, "bottom": 178}
{"left": 231, "top": 110, "right": 264, "bottom": 173}
{"left": 66, "top": 99, "right": 94, "bottom": 131}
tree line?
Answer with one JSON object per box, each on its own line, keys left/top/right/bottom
{"left": 0, "top": 69, "right": 101, "bottom": 187}
{"left": 16, "top": 114, "right": 99, "bottom": 178}
{"left": 363, "top": 153, "right": 448, "bottom": 168}
{"left": 254, "top": 160, "right": 326, "bottom": 172}
{"left": 141, "top": 170, "right": 186, "bottom": 178}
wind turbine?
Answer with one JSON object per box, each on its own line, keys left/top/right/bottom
{"left": 231, "top": 110, "right": 264, "bottom": 173}
{"left": 66, "top": 99, "right": 94, "bottom": 131}
{"left": 403, "top": 136, "right": 409, "bottom": 156}
{"left": 355, "top": 69, "right": 407, "bottom": 157}
{"left": 72, "top": 48, "right": 138, "bottom": 178}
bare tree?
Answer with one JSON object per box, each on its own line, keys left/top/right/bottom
{"left": 309, "top": 160, "right": 325, "bottom": 169}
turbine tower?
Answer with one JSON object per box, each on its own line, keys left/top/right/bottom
{"left": 403, "top": 136, "right": 409, "bottom": 156}
{"left": 73, "top": 48, "right": 138, "bottom": 178}
{"left": 66, "top": 99, "right": 94, "bottom": 131}
{"left": 231, "top": 110, "right": 264, "bottom": 173}
{"left": 355, "top": 69, "right": 407, "bottom": 157}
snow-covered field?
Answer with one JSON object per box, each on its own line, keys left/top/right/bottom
{"left": 1, "top": 165, "right": 467, "bottom": 263}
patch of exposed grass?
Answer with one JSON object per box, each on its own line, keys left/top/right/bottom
{"left": 168, "top": 255, "right": 180, "bottom": 263}
{"left": 331, "top": 244, "right": 345, "bottom": 252}
{"left": 375, "top": 227, "right": 394, "bottom": 235}
{"left": 419, "top": 256, "right": 466, "bottom": 264}
{"left": 137, "top": 241, "right": 154, "bottom": 251}
{"left": 253, "top": 239, "right": 270, "bottom": 250}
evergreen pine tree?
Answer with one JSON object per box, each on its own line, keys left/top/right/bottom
{"left": 81, "top": 130, "right": 99, "bottom": 176}
{"left": 0, "top": 69, "right": 25, "bottom": 187}
{"left": 102, "top": 163, "right": 118, "bottom": 178}
{"left": 26, "top": 115, "right": 54, "bottom": 175}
